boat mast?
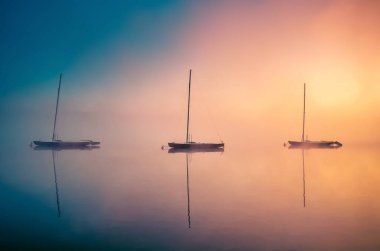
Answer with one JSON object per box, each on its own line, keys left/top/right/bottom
{"left": 186, "top": 69, "right": 192, "bottom": 143}
{"left": 52, "top": 74, "right": 62, "bottom": 141}
{"left": 302, "top": 83, "right": 306, "bottom": 142}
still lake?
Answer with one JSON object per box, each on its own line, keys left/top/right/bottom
{"left": 1, "top": 136, "right": 379, "bottom": 250}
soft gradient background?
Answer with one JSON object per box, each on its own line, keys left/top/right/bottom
{"left": 1, "top": 0, "right": 379, "bottom": 146}
{"left": 1, "top": 1, "right": 380, "bottom": 250}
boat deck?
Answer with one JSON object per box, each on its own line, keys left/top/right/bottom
{"left": 288, "top": 140, "right": 342, "bottom": 148}
{"left": 168, "top": 142, "right": 224, "bottom": 149}
{"left": 33, "top": 140, "right": 100, "bottom": 148}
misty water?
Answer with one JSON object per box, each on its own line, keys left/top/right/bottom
{"left": 1, "top": 119, "right": 380, "bottom": 250}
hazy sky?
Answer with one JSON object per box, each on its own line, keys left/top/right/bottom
{"left": 1, "top": 0, "right": 379, "bottom": 144}
{"left": 0, "top": 0, "right": 189, "bottom": 95}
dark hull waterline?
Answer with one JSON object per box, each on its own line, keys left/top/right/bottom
{"left": 288, "top": 140, "right": 342, "bottom": 149}
{"left": 33, "top": 140, "right": 100, "bottom": 148}
{"left": 168, "top": 142, "right": 224, "bottom": 149}
{"left": 168, "top": 147, "right": 224, "bottom": 153}
{"left": 33, "top": 145, "right": 100, "bottom": 150}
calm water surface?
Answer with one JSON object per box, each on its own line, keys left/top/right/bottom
{"left": 1, "top": 137, "right": 380, "bottom": 250}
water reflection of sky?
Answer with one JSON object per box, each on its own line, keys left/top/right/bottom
{"left": 1, "top": 141, "right": 380, "bottom": 250}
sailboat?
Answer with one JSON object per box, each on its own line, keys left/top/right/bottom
{"left": 288, "top": 83, "right": 342, "bottom": 148}
{"left": 33, "top": 74, "right": 100, "bottom": 148}
{"left": 168, "top": 70, "right": 224, "bottom": 149}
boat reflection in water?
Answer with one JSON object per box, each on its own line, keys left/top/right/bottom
{"left": 301, "top": 150, "right": 306, "bottom": 208}
{"left": 51, "top": 151, "right": 61, "bottom": 217}
{"left": 167, "top": 147, "right": 223, "bottom": 228}
{"left": 289, "top": 143, "right": 342, "bottom": 208}
{"left": 288, "top": 148, "right": 311, "bottom": 208}
{"left": 35, "top": 150, "right": 62, "bottom": 218}
{"left": 186, "top": 154, "right": 191, "bottom": 228}
{"left": 302, "top": 150, "right": 306, "bottom": 208}
{"left": 33, "top": 145, "right": 99, "bottom": 217}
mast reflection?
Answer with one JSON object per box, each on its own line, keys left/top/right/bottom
{"left": 288, "top": 147, "right": 308, "bottom": 207}
{"left": 32, "top": 145, "right": 99, "bottom": 217}
{"left": 167, "top": 147, "right": 223, "bottom": 228}
{"left": 302, "top": 149, "right": 306, "bottom": 208}
{"left": 186, "top": 154, "right": 191, "bottom": 228}
{"left": 289, "top": 145, "right": 341, "bottom": 208}
{"left": 52, "top": 150, "right": 61, "bottom": 217}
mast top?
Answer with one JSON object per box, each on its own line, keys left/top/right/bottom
{"left": 186, "top": 69, "right": 192, "bottom": 143}
{"left": 302, "top": 83, "right": 306, "bottom": 142}
{"left": 52, "top": 74, "right": 63, "bottom": 141}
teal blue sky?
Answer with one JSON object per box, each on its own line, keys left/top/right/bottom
{"left": 0, "top": 0, "right": 190, "bottom": 97}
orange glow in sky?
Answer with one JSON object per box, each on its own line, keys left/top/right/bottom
{"left": 99, "top": 1, "right": 380, "bottom": 145}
